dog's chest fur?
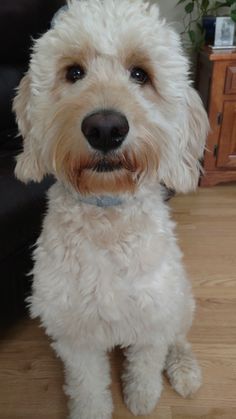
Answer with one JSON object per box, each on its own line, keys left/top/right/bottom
{"left": 31, "top": 183, "right": 187, "bottom": 347}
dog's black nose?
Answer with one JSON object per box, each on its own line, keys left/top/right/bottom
{"left": 81, "top": 110, "right": 129, "bottom": 153}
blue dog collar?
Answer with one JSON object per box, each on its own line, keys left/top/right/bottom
{"left": 77, "top": 194, "right": 124, "bottom": 208}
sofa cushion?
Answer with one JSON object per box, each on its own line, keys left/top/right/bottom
{"left": 0, "top": 0, "right": 65, "bottom": 131}
{"left": 0, "top": 129, "right": 54, "bottom": 261}
{"left": 0, "top": 0, "right": 65, "bottom": 65}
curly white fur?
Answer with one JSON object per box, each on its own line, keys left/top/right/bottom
{"left": 13, "top": 1, "right": 209, "bottom": 418}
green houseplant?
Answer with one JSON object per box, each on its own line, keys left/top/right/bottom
{"left": 177, "top": 0, "right": 236, "bottom": 50}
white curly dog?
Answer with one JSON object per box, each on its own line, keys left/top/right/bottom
{"left": 14, "top": 1, "right": 209, "bottom": 418}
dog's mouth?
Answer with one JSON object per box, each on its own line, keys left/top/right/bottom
{"left": 92, "top": 159, "right": 123, "bottom": 173}
{"left": 80, "top": 151, "right": 136, "bottom": 175}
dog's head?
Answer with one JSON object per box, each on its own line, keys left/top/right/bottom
{"left": 14, "top": 0, "right": 209, "bottom": 195}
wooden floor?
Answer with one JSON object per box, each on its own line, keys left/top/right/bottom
{"left": 1, "top": 185, "right": 236, "bottom": 419}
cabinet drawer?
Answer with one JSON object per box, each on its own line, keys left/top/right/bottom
{"left": 225, "top": 65, "right": 236, "bottom": 94}
{"left": 217, "top": 101, "right": 236, "bottom": 168}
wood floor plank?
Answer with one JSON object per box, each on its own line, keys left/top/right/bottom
{"left": 171, "top": 407, "right": 236, "bottom": 419}
{"left": 1, "top": 185, "right": 236, "bottom": 419}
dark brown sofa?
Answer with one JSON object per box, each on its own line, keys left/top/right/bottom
{"left": 0, "top": 0, "right": 65, "bottom": 325}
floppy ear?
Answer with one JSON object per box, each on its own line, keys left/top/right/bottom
{"left": 13, "top": 74, "right": 46, "bottom": 183}
{"left": 159, "top": 86, "right": 209, "bottom": 193}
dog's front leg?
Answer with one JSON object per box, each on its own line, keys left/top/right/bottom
{"left": 165, "top": 337, "right": 202, "bottom": 398}
{"left": 122, "top": 343, "right": 167, "bottom": 416}
{"left": 53, "top": 341, "right": 113, "bottom": 419}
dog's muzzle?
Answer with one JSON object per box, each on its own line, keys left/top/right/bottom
{"left": 81, "top": 110, "right": 129, "bottom": 153}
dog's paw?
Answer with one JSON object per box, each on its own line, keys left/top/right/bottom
{"left": 68, "top": 397, "right": 113, "bottom": 419}
{"left": 166, "top": 343, "right": 202, "bottom": 398}
{"left": 167, "top": 359, "right": 202, "bottom": 398}
{"left": 123, "top": 380, "right": 162, "bottom": 416}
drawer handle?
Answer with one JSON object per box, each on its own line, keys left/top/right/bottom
{"left": 217, "top": 112, "right": 223, "bottom": 125}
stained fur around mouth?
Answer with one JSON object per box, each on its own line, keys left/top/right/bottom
{"left": 93, "top": 159, "right": 123, "bottom": 173}
{"left": 88, "top": 150, "right": 136, "bottom": 174}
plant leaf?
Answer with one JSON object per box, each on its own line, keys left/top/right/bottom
{"left": 185, "top": 2, "right": 194, "bottom": 13}
{"left": 188, "top": 29, "right": 196, "bottom": 43}
{"left": 202, "top": 0, "right": 209, "bottom": 11}
{"left": 230, "top": 9, "right": 236, "bottom": 21}
{"left": 197, "top": 22, "right": 204, "bottom": 33}
{"left": 177, "top": 0, "right": 187, "bottom": 4}
{"left": 214, "top": 1, "right": 228, "bottom": 8}
{"left": 226, "top": 0, "right": 236, "bottom": 6}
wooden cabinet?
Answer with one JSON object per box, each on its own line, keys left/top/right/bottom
{"left": 197, "top": 48, "right": 236, "bottom": 186}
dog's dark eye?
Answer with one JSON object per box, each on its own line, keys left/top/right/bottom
{"left": 130, "top": 67, "right": 149, "bottom": 85}
{"left": 66, "top": 65, "right": 86, "bottom": 82}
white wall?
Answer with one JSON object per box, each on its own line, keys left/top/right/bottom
{"left": 151, "top": 0, "right": 185, "bottom": 33}
{"left": 150, "top": 1, "right": 198, "bottom": 69}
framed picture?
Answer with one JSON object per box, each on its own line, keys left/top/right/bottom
{"left": 214, "top": 17, "right": 235, "bottom": 47}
